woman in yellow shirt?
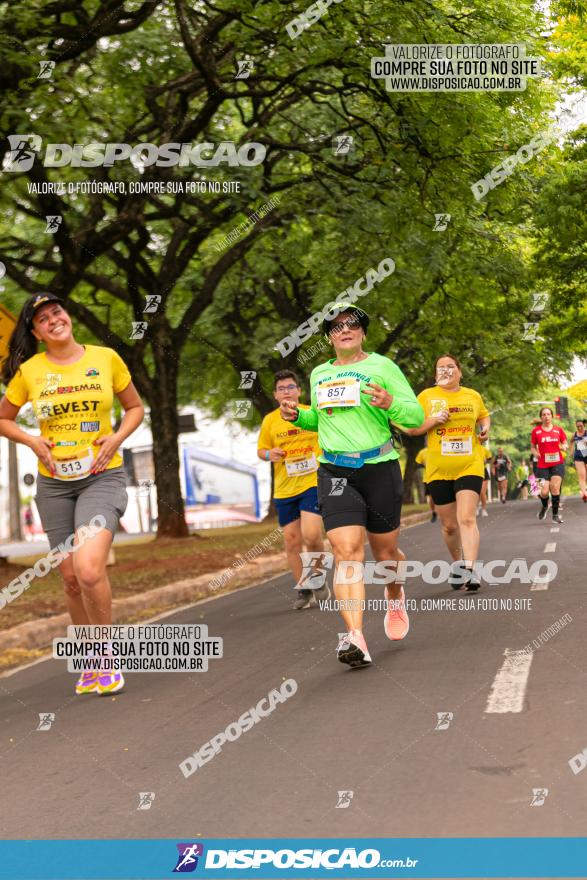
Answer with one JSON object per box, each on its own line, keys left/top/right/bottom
{"left": 0, "top": 293, "right": 144, "bottom": 695}
{"left": 405, "top": 354, "right": 490, "bottom": 590}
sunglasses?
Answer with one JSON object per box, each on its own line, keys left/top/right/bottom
{"left": 436, "top": 366, "right": 457, "bottom": 375}
{"left": 329, "top": 317, "right": 362, "bottom": 335}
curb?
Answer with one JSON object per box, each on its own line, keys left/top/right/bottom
{"left": 0, "top": 553, "right": 289, "bottom": 655}
{"left": 0, "top": 511, "right": 430, "bottom": 655}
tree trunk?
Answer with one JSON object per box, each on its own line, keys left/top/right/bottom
{"left": 147, "top": 324, "right": 189, "bottom": 539}
{"left": 148, "top": 388, "right": 188, "bottom": 538}
{"left": 8, "top": 441, "right": 22, "bottom": 541}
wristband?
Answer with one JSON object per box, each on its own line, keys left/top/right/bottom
{"left": 265, "top": 450, "right": 270, "bottom": 461}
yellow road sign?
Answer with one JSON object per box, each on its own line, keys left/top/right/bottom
{"left": 0, "top": 303, "right": 17, "bottom": 363}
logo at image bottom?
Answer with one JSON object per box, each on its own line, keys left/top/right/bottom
{"left": 173, "top": 842, "right": 204, "bottom": 872}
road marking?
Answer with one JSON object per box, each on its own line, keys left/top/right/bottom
{"left": 544, "top": 542, "right": 556, "bottom": 553}
{"left": 485, "top": 650, "right": 533, "bottom": 713}
{"left": 550, "top": 527, "right": 560, "bottom": 533}
{"left": 530, "top": 581, "right": 549, "bottom": 591}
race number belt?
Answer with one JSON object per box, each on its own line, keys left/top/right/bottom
{"left": 285, "top": 454, "right": 318, "bottom": 476}
{"left": 316, "top": 378, "right": 361, "bottom": 409}
{"left": 441, "top": 437, "right": 473, "bottom": 456}
{"left": 54, "top": 448, "right": 95, "bottom": 481}
{"left": 544, "top": 452, "right": 560, "bottom": 464}
{"left": 322, "top": 439, "right": 394, "bottom": 469}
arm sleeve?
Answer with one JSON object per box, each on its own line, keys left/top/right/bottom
{"left": 4, "top": 368, "right": 29, "bottom": 407}
{"left": 293, "top": 405, "right": 319, "bottom": 432}
{"left": 257, "top": 416, "right": 273, "bottom": 451}
{"left": 293, "top": 372, "right": 319, "bottom": 432}
{"left": 111, "top": 350, "right": 132, "bottom": 394}
{"left": 384, "top": 360, "right": 424, "bottom": 429}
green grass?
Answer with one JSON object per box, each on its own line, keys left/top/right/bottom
{"left": 0, "top": 521, "right": 285, "bottom": 631}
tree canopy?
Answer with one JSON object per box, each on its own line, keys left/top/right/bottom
{"left": 0, "top": 0, "right": 585, "bottom": 531}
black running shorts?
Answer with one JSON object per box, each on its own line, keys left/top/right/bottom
{"left": 317, "top": 459, "right": 403, "bottom": 533}
{"left": 427, "top": 475, "right": 484, "bottom": 506}
{"left": 535, "top": 463, "right": 565, "bottom": 480}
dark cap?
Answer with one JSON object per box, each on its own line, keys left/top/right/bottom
{"left": 24, "top": 293, "right": 64, "bottom": 329}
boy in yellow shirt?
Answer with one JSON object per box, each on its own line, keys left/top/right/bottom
{"left": 258, "top": 371, "right": 328, "bottom": 609}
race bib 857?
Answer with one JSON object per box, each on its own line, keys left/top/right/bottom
{"left": 316, "top": 378, "right": 361, "bottom": 409}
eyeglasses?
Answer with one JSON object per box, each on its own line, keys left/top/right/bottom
{"left": 329, "top": 317, "right": 362, "bottom": 335}
{"left": 276, "top": 384, "right": 298, "bottom": 392}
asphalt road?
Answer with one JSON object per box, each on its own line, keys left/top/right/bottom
{"left": 1, "top": 496, "right": 586, "bottom": 848}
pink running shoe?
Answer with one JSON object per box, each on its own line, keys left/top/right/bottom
{"left": 384, "top": 587, "right": 410, "bottom": 640}
{"left": 336, "top": 630, "right": 372, "bottom": 668}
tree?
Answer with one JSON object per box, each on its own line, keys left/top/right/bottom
{"left": 1, "top": 0, "right": 584, "bottom": 529}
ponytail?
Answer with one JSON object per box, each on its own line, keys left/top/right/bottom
{"left": 1, "top": 300, "right": 40, "bottom": 386}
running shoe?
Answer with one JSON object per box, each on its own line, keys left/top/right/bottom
{"left": 552, "top": 514, "right": 564, "bottom": 524}
{"left": 384, "top": 587, "right": 410, "bottom": 640}
{"left": 293, "top": 590, "right": 317, "bottom": 610}
{"left": 465, "top": 569, "right": 482, "bottom": 592}
{"left": 336, "top": 630, "right": 372, "bottom": 668}
{"left": 448, "top": 561, "right": 467, "bottom": 590}
{"left": 75, "top": 670, "right": 99, "bottom": 695}
{"left": 481, "top": 509, "right": 489, "bottom": 517}
{"left": 431, "top": 512, "right": 438, "bottom": 523}
{"left": 537, "top": 506, "right": 548, "bottom": 521}
{"left": 313, "top": 583, "right": 331, "bottom": 603}
{"left": 583, "top": 494, "right": 587, "bottom": 503}
{"left": 97, "top": 668, "right": 125, "bottom": 695}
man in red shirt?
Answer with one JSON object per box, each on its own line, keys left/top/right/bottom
{"left": 531, "top": 406, "right": 568, "bottom": 523}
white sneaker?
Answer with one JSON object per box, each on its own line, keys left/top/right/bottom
{"left": 481, "top": 509, "right": 489, "bottom": 517}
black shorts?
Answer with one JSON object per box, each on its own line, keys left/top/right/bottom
{"left": 427, "top": 475, "right": 484, "bottom": 506}
{"left": 317, "top": 459, "right": 403, "bottom": 533}
{"left": 535, "top": 463, "right": 565, "bottom": 480}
